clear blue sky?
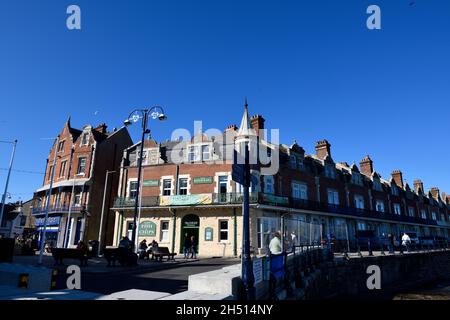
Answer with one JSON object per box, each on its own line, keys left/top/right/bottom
{"left": 0, "top": 0, "right": 449, "bottom": 202}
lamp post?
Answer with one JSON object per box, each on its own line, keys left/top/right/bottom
{"left": 98, "top": 170, "right": 115, "bottom": 256}
{"left": 124, "top": 106, "right": 167, "bottom": 252}
{"left": 0, "top": 140, "right": 17, "bottom": 230}
{"left": 38, "top": 135, "right": 60, "bottom": 265}
{"left": 241, "top": 144, "right": 256, "bottom": 300}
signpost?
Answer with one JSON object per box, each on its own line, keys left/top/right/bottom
{"left": 232, "top": 146, "right": 255, "bottom": 300}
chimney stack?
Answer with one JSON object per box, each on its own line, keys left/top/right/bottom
{"left": 94, "top": 123, "right": 107, "bottom": 134}
{"left": 391, "top": 170, "right": 403, "bottom": 188}
{"left": 430, "top": 187, "right": 440, "bottom": 200}
{"left": 359, "top": 155, "right": 373, "bottom": 177}
{"left": 413, "top": 179, "right": 424, "bottom": 194}
{"left": 250, "top": 114, "right": 265, "bottom": 137}
{"left": 315, "top": 140, "right": 331, "bottom": 160}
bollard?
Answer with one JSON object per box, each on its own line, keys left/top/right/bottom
{"left": 18, "top": 273, "right": 29, "bottom": 289}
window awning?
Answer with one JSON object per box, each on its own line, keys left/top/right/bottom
{"left": 35, "top": 178, "right": 91, "bottom": 193}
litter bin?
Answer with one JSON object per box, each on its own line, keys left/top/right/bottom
{"left": 0, "top": 238, "right": 15, "bottom": 263}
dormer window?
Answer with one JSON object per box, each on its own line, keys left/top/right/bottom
{"left": 57, "top": 140, "right": 65, "bottom": 153}
{"left": 373, "top": 179, "right": 382, "bottom": 192}
{"left": 324, "top": 164, "right": 336, "bottom": 179}
{"left": 290, "top": 155, "right": 297, "bottom": 169}
{"left": 202, "top": 145, "right": 210, "bottom": 161}
{"left": 187, "top": 143, "right": 212, "bottom": 162}
{"left": 391, "top": 185, "right": 399, "bottom": 196}
{"left": 351, "top": 173, "right": 363, "bottom": 186}
{"left": 81, "top": 132, "right": 89, "bottom": 145}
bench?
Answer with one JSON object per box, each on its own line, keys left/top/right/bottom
{"left": 104, "top": 247, "right": 137, "bottom": 266}
{"left": 52, "top": 248, "right": 89, "bottom": 266}
{"left": 152, "top": 247, "right": 177, "bottom": 261}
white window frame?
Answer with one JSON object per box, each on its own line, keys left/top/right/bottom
{"left": 77, "top": 157, "right": 87, "bottom": 175}
{"left": 81, "top": 132, "right": 90, "bottom": 146}
{"left": 162, "top": 179, "right": 172, "bottom": 196}
{"left": 289, "top": 155, "right": 297, "bottom": 169}
{"left": 74, "top": 191, "right": 82, "bottom": 207}
{"left": 127, "top": 179, "right": 138, "bottom": 198}
{"left": 408, "top": 207, "right": 415, "bottom": 217}
{"left": 219, "top": 220, "right": 229, "bottom": 242}
{"left": 177, "top": 175, "right": 190, "bottom": 195}
{"left": 432, "top": 211, "right": 437, "bottom": 220}
{"left": 59, "top": 160, "right": 67, "bottom": 178}
{"left": 160, "top": 220, "right": 170, "bottom": 242}
{"left": 160, "top": 176, "right": 174, "bottom": 196}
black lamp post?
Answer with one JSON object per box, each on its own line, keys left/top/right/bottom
{"left": 124, "top": 106, "right": 167, "bottom": 252}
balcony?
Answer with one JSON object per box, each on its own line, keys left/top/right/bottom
{"left": 113, "top": 192, "right": 258, "bottom": 208}
{"left": 112, "top": 192, "right": 441, "bottom": 227}
{"left": 32, "top": 205, "right": 87, "bottom": 216}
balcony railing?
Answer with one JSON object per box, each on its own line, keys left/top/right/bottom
{"left": 112, "top": 192, "right": 442, "bottom": 227}
{"left": 113, "top": 192, "right": 258, "bottom": 208}
{"left": 32, "top": 205, "right": 87, "bottom": 216}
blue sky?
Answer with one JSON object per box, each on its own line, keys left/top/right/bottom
{"left": 0, "top": 0, "right": 449, "bottom": 202}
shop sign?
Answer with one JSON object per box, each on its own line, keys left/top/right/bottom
{"left": 35, "top": 216, "right": 61, "bottom": 227}
{"left": 138, "top": 221, "right": 157, "bottom": 237}
{"left": 261, "top": 194, "right": 289, "bottom": 205}
{"left": 159, "top": 194, "right": 213, "bottom": 206}
{"left": 193, "top": 177, "right": 213, "bottom": 184}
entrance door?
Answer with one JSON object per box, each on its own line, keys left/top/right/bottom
{"left": 180, "top": 214, "right": 200, "bottom": 254}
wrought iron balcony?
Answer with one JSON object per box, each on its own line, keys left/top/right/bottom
{"left": 113, "top": 192, "right": 259, "bottom": 208}
{"left": 112, "top": 192, "right": 442, "bottom": 227}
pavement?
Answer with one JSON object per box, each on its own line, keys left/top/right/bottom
{"left": 9, "top": 253, "right": 241, "bottom": 295}
{"left": 334, "top": 248, "right": 450, "bottom": 259}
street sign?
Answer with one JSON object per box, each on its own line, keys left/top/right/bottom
{"left": 232, "top": 163, "right": 245, "bottom": 185}
{"left": 232, "top": 149, "right": 248, "bottom": 186}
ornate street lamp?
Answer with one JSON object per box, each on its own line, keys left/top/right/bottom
{"left": 124, "top": 106, "right": 167, "bottom": 252}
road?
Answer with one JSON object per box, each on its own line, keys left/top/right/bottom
{"left": 56, "top": 257, "right": 240, "bottom": 294}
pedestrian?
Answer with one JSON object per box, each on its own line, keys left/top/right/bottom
{"left": 402, "top": 232, "right": 411, "bottom": 252}
{"left": 269, "top": 232, "right": 282, "bottom": 255}
{"left": 138, "top": 239, "right": 148, "bottom": 259}
{"left": 183, "top": 233, "right": 191, "bottom": 259}
{"left": 190, "top": 235, "right": 197, "bottom": 259}
{"left": 387, "top": 233, "right": 394, "bottom": 254}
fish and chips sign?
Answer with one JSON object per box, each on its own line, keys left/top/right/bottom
{"left": 159, "top": 194, "right": 213, "bottom": 206}
{"left": 138, "top": 221, "right": 156, "bottom": 237}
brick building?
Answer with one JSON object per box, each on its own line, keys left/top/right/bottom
{"left": 111, "top": 105, "right": 450, "bottom": 257}
{"left": 32, "top": 118, "right": 133, "bottom": 248}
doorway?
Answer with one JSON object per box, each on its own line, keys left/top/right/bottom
{"left": 180, "top": 214, "right": 200, "bottom": 254}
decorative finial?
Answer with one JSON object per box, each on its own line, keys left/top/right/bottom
{"left": 244, "top": 97, "right": 248, "bottom": 109}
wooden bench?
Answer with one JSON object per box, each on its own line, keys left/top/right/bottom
{"left": 52, "top": 248, "right": 89, "bottom": 266}
{"left": 152, "top": 247, "right": 177, "bottom": 261}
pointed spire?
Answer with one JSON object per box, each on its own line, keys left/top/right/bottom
{"left": 237, "top": 98, "right": 255, "bottom": 137}
{"left": 66, "top": 116, "right": 71, "bottom": 127}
